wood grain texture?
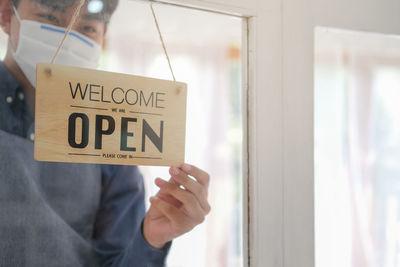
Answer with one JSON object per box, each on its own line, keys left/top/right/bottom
{"left": 34, "top": 63, "right": 187, "bottom": 166}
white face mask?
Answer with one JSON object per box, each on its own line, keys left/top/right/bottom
{"left": 11, "top": 6, "right": 102, "bottom": 87}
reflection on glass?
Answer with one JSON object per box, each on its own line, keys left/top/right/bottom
{"left": 315, "top": 27, "right": 400, "bottom": 267}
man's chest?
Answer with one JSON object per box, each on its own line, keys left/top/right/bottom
{"left": 0, "top": 129, "right": 102, "bottom": 239}
{"left": 0, "top": 84, "right": 34, "bottom": 140}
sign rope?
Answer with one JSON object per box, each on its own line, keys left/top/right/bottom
{"left": 50, "top": 0, "right": 177, "bottom": 82}
{"left": 51, "top": 0, "right": 86, "bottom": 64}
{"left": 150, "top": 3, "right": 176, "bottom": 82}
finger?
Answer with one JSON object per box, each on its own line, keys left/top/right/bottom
{"left": 179, "top": 164, "right": 210, "bottom": 187}
{"left": 169, "top": 167, "right": 211, "bottom": 214}
{"left": 155, "top": 178, "right": 182, "bottom": 208}
{"left": 150, "top": 196, "right": 192, "bottom": 229}
{"left": 169, "top": 176, "right": 179, "bottom": 185}
{"left": 157, "top": 182, "right": 205, "bottom": 222}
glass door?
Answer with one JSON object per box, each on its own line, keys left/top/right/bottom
{"left": 0, "top": 1, "right": 245, "bottom": 266}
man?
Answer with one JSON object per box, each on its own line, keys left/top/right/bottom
{"left": 0, "top": 0, "right": 211, "bottom": 266}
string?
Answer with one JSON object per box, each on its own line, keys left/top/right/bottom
{"left": 50, "top": 0, "right": 177, "bottom": 82}
{"left": 150, "top": 3, "right": 176, "bottom": 82}
{"left": 51, "top": 0, "right": 86, "bottom": 64}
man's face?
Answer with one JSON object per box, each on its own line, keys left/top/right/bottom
{"left": 9, "top": 0, "right": 107, "bottom": 51}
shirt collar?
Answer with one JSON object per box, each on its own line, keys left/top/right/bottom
{"left": 0, "top": 61, "right": 20, "bottom": 98}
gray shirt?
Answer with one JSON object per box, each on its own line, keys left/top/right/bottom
{"left": 0, "top": 62, "right": 170, "bottom": 267}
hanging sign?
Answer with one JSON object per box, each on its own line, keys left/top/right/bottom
{"left": 34, "top": 63, "right": 187, "bottom": 166}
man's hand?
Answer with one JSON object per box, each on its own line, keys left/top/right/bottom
{"left": 142, "top": 163, "right": 211, "bottom": 249}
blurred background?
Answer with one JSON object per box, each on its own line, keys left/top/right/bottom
{"left": 0, "top": 1, "right": 244, "bottom": 266}
{"left": 315, "top": 28, "right": 400, "bottom": 267}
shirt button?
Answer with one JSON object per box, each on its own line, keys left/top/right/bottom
{"left": 6, "top": 96, "right": 13, "bottom": 104}
{"left": 18, "top": 92, "right": 24, "bottom": 101}
{"left": 30, "top": 133, "right": 35, "bottom": 141}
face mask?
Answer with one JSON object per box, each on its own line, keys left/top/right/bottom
{"left": 11, "top": 5, "right": 102, "bottom": 87}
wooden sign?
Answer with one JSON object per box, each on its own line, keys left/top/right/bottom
{"left": 34, "top": 63, "right": 187, "bottom": 166}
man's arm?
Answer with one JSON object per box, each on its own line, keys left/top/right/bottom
{"left": 92, "top": 165, "right": 170, "bottom": 267}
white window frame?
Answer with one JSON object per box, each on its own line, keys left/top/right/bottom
{"left": 147, "top": 0, "right": 400, "bottom": 266}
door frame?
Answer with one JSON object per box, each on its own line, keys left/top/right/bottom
{"left": 146, "top": 0, "right": 400, "bottom": 266}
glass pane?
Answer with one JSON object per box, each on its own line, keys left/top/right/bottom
{"left": 0, "top": 1, "right": 243, "bottom": 266}
{"left": 106, "top": 2, "right": 244, "bottom": 266}
{"left": 315, "top": 27, "right": 400, "bottom": 267}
